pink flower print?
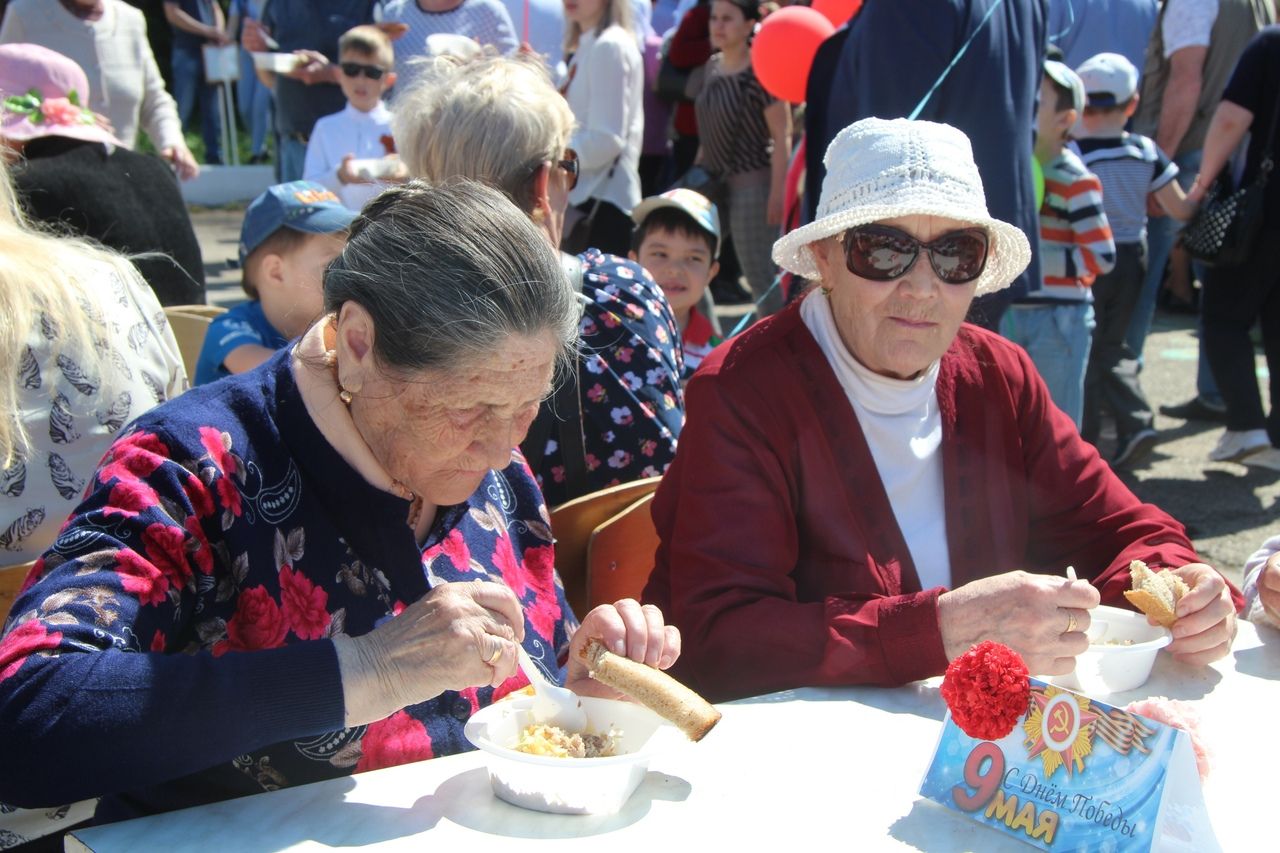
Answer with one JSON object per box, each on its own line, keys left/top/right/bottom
{"left": 40, "top": 97, "right": 82, "bottom": 126}
{"left": 150, "top": 629, "right": 166, "bottom": 652}
{"left": 0, "top": 620, "right": 64, "bottom": 683}
{"left": 586, "top": 383, "right": 607, "bottom": 403}
{"left": 580, "top": 317, "right": 598, "bottom": 336}
{"left": 142, "top": 522, "right": 195, "bottom": 592}
{"left": 522, "top": 544, "right": 561, "bottom": 642}
{"left": 639, "top": 439, "right": 657, "bottom": 458}
{"left": 584, "top": 453, "right": 601, "bottom": 472}
{"left": 181, "top": 470, "right": 216, "bottom": 519}
{"left": 610, "top": 406, "right": 634, "bottom": 426}
{"left": 655, "top": 325, "right": 670, "bottom": 344}
{"left": 438, "top": 528, "right": 471, "bottom": 572}
{"left": 217, "top": 586, "right": 288, "bottom": 654}
{"left": 641, "top": 465, "right": 660, "bottom": 477}
{"left": 607, "top": 450, "right": 632, "bottom": 469}
{"left": 663, "top": 392, "right": 677, "bottom": 409}
{"left": 199, "top": 427, "right": 243, "bottom": 518}
{"left": 103, "top": 478, "right": 160, "bottom": 519}
{"left": 356, "top": 710, "right": 434, "bottom": 773}
{"left": 615, "top": 265, "right": 635, "bottom": 280}
{"left": 551, "top": 465, "right": 566, "bottom": 483}
{"left": 114, "top": 548, "right": 171, "bottom": 607}
{"left": 601, "top": 312, "right": 621, "bottom": 329}
{"left": 616, "top": 346, "right": 634, "bottom": 363}
{"left": 97, "top": 430, "right": 170, "bottom": 486}
{"left": 391, "top": 600, "right": 407, "bottom": 617}
{"left": 279, "top": 566, "right": 330, "bottom": 640}
{"left": 625, "top": 303, "right": 645, "bottom": 321}
{"left": 492, "top": 535, "right": 526, "bottom": 597}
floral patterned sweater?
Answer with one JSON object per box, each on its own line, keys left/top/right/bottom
{"left": 0, "top": 351, "right": 572, "bottom": 823}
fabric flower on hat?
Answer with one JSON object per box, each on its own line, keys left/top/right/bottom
{"left": 2, "top": 87, "right": 94, "bottom": 129}
{"left": 941, "top": 640, "right": 1031, "bottom": 741}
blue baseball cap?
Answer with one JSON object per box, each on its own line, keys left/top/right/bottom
{"left": 238, "top": 181, "right": 357, "bottom": 265}
{"left": 631, "top": 188, "right": 722, "bottom": 258}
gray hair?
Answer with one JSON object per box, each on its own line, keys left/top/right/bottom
{"left": 323, "top": 179, "right": 580, "bottom": 377}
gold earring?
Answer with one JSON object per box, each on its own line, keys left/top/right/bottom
{"left": 337, "top": 385, "right": 354, "bottom": 406}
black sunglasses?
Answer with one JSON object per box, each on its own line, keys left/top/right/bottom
{"left": 340, "top": 61, "right": 387, "bottom": 80}
{"left": 529, "top": 148, "right": 580, "bottom": 191}
{"left": 841, "top": 224, "right": 989, "bottom": 285}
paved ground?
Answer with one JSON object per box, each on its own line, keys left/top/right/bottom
{"left": 190, "top": 205, "right": 1276, "bottom": 586}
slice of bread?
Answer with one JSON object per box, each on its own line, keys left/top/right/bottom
{"left": 583, "top": 638, "right": 721, "bottom": 741}
{"left": 1123, "top": 560, "right": 1189, "bottom": 628}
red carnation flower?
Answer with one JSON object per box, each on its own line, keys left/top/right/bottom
{"left": 356, "top": 710, "right": 433, "bottom": 773}
{"left": 940, "top": 640, "right": 1030, "bottom": 741}
{"left": 279, "top": 566, "right": 330, "bottom": 640}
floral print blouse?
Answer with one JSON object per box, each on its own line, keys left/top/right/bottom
{"left": 535, "top": 249, "right": 685, "bottom": 506}
{"left": 0, "top": 351, "right": 572, "bottom": 823}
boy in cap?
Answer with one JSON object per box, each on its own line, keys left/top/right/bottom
{"left": 1074, "top": 52, "right": 1197, "bottom": 468}
{"left": 630, "top": 188, "right": 723, "bottom": 378}
{"left": 1004, "top": 60, "right": 1115, "bottom": 431}
{"left": 194, "top": 181, "right": 355, "bottom": 384}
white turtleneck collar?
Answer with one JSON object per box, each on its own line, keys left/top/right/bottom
{"left": 800, "top": 288, "right": 952, "bottom": 590}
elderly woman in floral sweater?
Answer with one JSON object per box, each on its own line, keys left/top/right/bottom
{"left": 0, "top": 180, "right": 680, "bottom": 825}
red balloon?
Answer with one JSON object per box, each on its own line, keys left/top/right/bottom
{"left": 750, "top": 7, "right": 836, "bottom": 105}
{"left": 812, "top": 0, "right": 863, "bottom": 27}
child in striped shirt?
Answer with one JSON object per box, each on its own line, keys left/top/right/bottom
{"left": 1074, "top": 53, "right": 1196, "bottom": 468}
{"left": 1004, "top": 60, "right": 1115, "bottom": 430}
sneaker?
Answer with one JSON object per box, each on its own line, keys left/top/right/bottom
{"left": 1207, "top": 428, "right": 1270, "bottom": 463}
{"left": 1159, "top": 395, "right": 1227, "bottom": 422}
{"left": 1112, "top": 428, "right": 1158, "bottom": 469}
{"left": 1244, "top": 447, "right": 1280, "bottom": 472}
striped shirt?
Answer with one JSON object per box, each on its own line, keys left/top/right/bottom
{"left": 1037, "top": 148, "right": 1116, "bottom": 299}
{"left": 694, "top": 55, "right": 775, "bottom": 177}
{"left": 375, "top": 0, "right": 517, "bottom": 89}
{"left": 1075, "top": 133, "right": 1178, "bottom": 242}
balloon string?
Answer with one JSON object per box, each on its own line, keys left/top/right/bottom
{"left": 908, "top": 0, "right": 1007, "bottom": 121}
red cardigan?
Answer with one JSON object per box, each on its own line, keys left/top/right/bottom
{"left": 643, "top": 303, "right": 1239, "bottom": 701}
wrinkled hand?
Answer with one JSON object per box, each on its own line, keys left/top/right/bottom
{"left": 241, "top": 18, "right": 270, "bottom": 52}
{"left": 1164, "top": 563, "right": 1237, "bottom": 665}
{"left": 1257, "top": 554, "right": 1280, "bottom": 625}
{"left": 938, "top": 570, "right": 1100, "bottom": 675}
{"left": 161, "top": 144, "right": 200, "bottom": 180}
{"left": 566, "top": 598, "right": 681, "bottom": 699}
{"left": 332, "top": 580, "right": 524, "bottom": 726}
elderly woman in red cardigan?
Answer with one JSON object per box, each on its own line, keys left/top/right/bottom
{"left": 643, "top": 117, "right": 1240, "bottom": 702}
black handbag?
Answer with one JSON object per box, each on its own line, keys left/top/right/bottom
{"left": 1181, "top": 95, "right": 1280, "bottom": 267}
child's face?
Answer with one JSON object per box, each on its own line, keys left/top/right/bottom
{"left": 259, "top": 231, "right": 348, "bottom": 340}
{"left": 632, "top": 227, "right": 719, "bottom": 318}
{"left": 338, "top": 49, "right": 394, "bottom": 112}
{"left": 1036, "top": 78, "right": 1075, "bottom": 146}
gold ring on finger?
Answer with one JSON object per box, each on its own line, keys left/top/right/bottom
{"left": 1065, "top": 611, "right": 1077, "bottom": 634}
{"left": 485, "top": 643, "right": 502, "bottom": 664}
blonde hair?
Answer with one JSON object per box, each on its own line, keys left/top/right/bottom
{"left": 564, "top": 0, "right": 634, "bottom": 60}
{"left": 338, "top": 24, "right": 394, "bottom": 69}
{"left": 0, "top": 159, "right": 146, "bottom": 467}
{"left": 392, "top": 53, "right": 574, "bottom": 214}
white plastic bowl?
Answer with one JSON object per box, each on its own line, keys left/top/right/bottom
{"left": 348, "top": 157, "right": 399, "bottom": 180}
{"left": 464, "top": 695, "right": 668, "bottom": 814}
{"left": 1053, "top": 604, "right": 1172, "bottom": 695}
{"left": 251, "top": 52, "right": 301, "bottom": 73}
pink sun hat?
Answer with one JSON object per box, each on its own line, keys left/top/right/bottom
{"left": 0, "top": 43, "right": 121, "bottom": 146}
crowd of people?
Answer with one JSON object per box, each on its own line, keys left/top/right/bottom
{"left": 0, "top": 0, "right": 1278, "bottom": 849}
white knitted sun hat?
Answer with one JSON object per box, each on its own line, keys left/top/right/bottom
{"left": 772, "top": 117, "right": 1031, "bottom": 296}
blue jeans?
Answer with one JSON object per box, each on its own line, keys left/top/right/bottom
{"left": 1124, "top": 148, "right": 1221, "bottom": 405}
{"left": 236, "top": 47, "right": 272, "bottom": 156}
{"left": 276, "top": 134, "right": 307, "bottom": 183}
{"left": 1002, "top": 302, "right": 1096, "bottom": 429}
{"left": 170, "top": 46, "right": 223, "bottom": 163}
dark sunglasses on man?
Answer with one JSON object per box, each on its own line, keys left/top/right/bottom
{"left": 529, "top": 148, "right": 579, "bottom": 191}
{"left": 340, "top": 61, "right": 387, "bottom": 80}
{"left": 841, "top": 224, "right": 989, "bottom": 285}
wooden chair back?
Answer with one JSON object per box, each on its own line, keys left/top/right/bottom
{"left": 586, "top": 493, "right": 659, "bottom": 609}
{"left": 163, "top": 308, "right": 215, "bottom": 382}
{"left": 549, "top": 476, "right": 661, "bottom": 616}
{"left": 0, "top": 560, "right": 36, "bottom": 626}
{"left": 164, "top": 304, "right": 228, "bottom": 320}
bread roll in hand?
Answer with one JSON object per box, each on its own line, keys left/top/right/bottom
{"left": 583, "top": 638, "right": 721, "bottom": 741}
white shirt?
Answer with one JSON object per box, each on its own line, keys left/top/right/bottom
{"left": 1162, "top": 0, "right": 1219, "bottom": 56}
{"left": 499, "top": 0, "right": 564, "bottom": 66}
{"left": 1242, "top": 533, "right": 1280, "bottom": 629}
{"left": 565, "top": 25, "right": 644, "bottom": 214}
{"left": 3, "top": 263, "right": 186, "bottom": 563}
{"left": 800, "top": 289, "right": 952, "bottom": 591}
{"left": 0, "top": 0, "right": 184, "bottom": 151}
{"left": 303, "top": 102, "right": 396, "bottom": 211}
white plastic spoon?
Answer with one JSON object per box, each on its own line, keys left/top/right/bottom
{"left": 516, "top": 645, "right": 588, "bottom": 731}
